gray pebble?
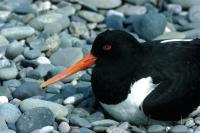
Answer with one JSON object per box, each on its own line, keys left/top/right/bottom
{"left": 5, "top": 40, "right": 25, "bottom": 59}
{"left": 0, "top": 103, "right": 21, "bottom": 123}
{"left": 13, "top": 82, "right": 41, "bottom": 99}
{"left": 0, "top": 86, "right": 12, "bottom": 100}
{"left": 0, "top": 118, "right": 8, "bottom": 130}
{"left": 16, "top": 107, "right": 54, "bottom": 133}
{"left": 78, "top": 10, "right": 104, "bottom": 23}
{"left": 41, "top": 34, "right": 61, "bottom": 52}
{"left": 3, "top": 79, "right": 21, "bottom": 88}
{"left": 106, "top": 15, "right": 124, "bottom": 30}
{"left": 20, "top": 98, "right": 71, "bottom": 118}
{"left": 43, "top": 23, "right": 63, "bottom": 34}
{"left": 87, "top": 112, "right": 105, "bottom": 123}
{"left": 50, "top": 48, "right": 83, "bottom": 67}
{"left": 36, "top": 56, "right": 51, "bottom": 64}
{"left": 169, "top": 0, "right": 200, "bottom": 8}
{"left": 132, "top": 126, "right": 146, "bottom": 133}
{"left": 0, "top": 62, "right": 18, "bottom": 80}
{"left": 185, "top": 118, "right": 195, "bottom": 128}
{"left": 69, "top": 114, "right": 91, "bottom": 128}
{"left": 106, "top": 126, "right": 129, "bottom": 133}
{"left": 0, "top": 11, "right": 11, "bottom": 22}
{"left": 69, "top": 22, "right": 89, "bottom": 38}
{"left": 35, "top": 64, "right": 54, "bottom": 77}
{"left": 57, "top": 6, "right": 76, "bottom": 16}
{"left": 93, "top": 126, "right": 108, "bottom": 132}
{"left": 0, "top": 55, "right": 10, "bottom": 69}
{"left": 79, "top": 127, "right": 95, "bottom": 133}
{"left": 147, "top": 125, "right": 165, "bottom": 133}
{"left": 1, "top": 26, "right": 35, "bottom": 40}
{"left": 72, "top": 108, "right": 90, "bottom": 117}
{"left": 24, "top": 48, "right": 41, "bottom": 60}
{"left": 91, "top": 119, "right": 119, "bottom": 127}
{"left": 118, "top": 122, "right": 130, "bottom": 130}
{"left": 0, "top": 129, "right": 16, "bottom": 133}
{"left": 167, "top": 4, "right": 182, "bottom": 14}
{"left": 189, "top": 5, "right": 200, "bottom": 22}
{"left": 117, "top": 4, "right": 147, "bottom": 16}
{"left": 58, "top": 121, "right": 70, "bottom": 133}
{"left": 169, "top": 125, "right": 188, "bottom": 133}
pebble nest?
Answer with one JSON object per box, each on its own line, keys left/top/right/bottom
{"left": 0, "top": 0, "right": 200, "bottom": 133}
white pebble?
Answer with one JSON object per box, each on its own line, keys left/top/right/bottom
{"left": 107, "top": 10, "right": 124, "bottom": 17}
{"left": 0, "top": 96, "right": 8, "bottom": 104}
{"left": 63, "top": 93, "right": 84, "bottom": 105}
{"left": 40, "top": 126, "right": 54, "bottom": 133}
{"left": 36, "top": 56, "right": 51, "bottom": 64}
{"left": 58, "top": 122, "right": 70, "bottom": 133}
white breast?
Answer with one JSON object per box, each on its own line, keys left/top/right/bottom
{"left": 100, "top": 76, "right": 160, "bottom": 125}
{"left": 160, "top": 39, "right": 193, "bottom": 44}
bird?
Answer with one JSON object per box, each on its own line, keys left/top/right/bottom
{"left": 40, "top": 30, "right": 200, "bottom": 125}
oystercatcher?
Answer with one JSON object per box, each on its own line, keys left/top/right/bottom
{"left": 40, "top": 30, "right": 200, "bottom": 125}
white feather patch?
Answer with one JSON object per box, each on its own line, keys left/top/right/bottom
{"left": 161, "top": 39, "right": 193, "bottom": 44}
{"left": 100, "top": 77, "right": 160, "bottom": 125}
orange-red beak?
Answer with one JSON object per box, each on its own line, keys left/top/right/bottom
{"left": 40, "top": 53, "right": 96, "bottom": 88}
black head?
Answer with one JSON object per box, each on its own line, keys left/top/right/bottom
{"left": 91, "top": 30, "right": 142, "bottom": 67}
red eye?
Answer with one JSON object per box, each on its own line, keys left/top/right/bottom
{"left": 102, "top": 44, "right": 112, "bottom": 51}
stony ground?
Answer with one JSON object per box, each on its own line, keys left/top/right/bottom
{"left": 1, "top": 0, "right": 200, "bottom": 133}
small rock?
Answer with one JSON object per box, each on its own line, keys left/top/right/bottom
{"left": 167, "top": 4, "right": 182, "bottom": 14}
{"left": 3, "top": 79, "right": 21, "bottom": 88}
{"left": 1, "top": 26, "right": 35, "bottom": 40}
{"left": 9, "top": 98, "right": 21, "bottom": 107}
{"left": 0, "top": 129, "right": 16, "bottom": 133}
{"left": 24, "top": 48, "right": 41, "bottom": 60}
{"left": 0, "top": 118, "right": 8, "bottom": 130}
{"left": 106, "top": 126, "right": 129, "bottom": 133}
{"left": 5, "top": 40, "right": 25, "bottom": 59}
{"left": 13, "top": 82, "right": 41, "bottom": 99}
{"left": 58, "top": 121, "right": 70, "bottom": 133}
{"left": 69, "top": 22, "right": 89, "bottom": 38}
{"left": 0, "top": 62, "right": 18, "bottom": 80}
{"left": 0, "top": 103, "right": 21, "bottom": 123}
{"left": 169, "top": 125, "right": 188, "bottom": 133}
{"left": 16, "top": 107, "right": 54, "bottom": 133}
{"left": 14, "top": 5, "right": 35, "bottom": 14}
{"left": 35, "top": 64, "right": 54, "bottom": 77}
{"left": 72, "top": 108, "right": 90, "bottom": 117}
{"left": 36, "top": 56, "right": 51, "bottom": 64}
{"left": 125, "top": 0, "right": 149, "bottom": 5}
{"left": 63, "top": 93, "right": 84, "bottom": 105}
{"left": 0, "top": 96, "right": 8, "bottom": 104}
{"left": 147, "top": 125, "right": 165, "bottom": 133}
{"left": 0, "top": 11, "right": 11, "bottom": 22}
{"left": 185, "top": 118, "right": 195, "bottom": 128}
{"left": 154, "top": 32, "right": 186, "bottom": 40}
{"left": 78, "top": 10, "right": 104, "bottom": 23}
{"left": 50, "top": 48, "right": 83, "bottom": 67}
{"left": 74, "top": 0, "right": 122, "bottom": 9}
{"left": 79, "top": 127, "right": 95, "bottom": 133}
{"left": 132, "top": 126, "right": 146, "bottom": 133}
{"left": 20, "top": 98, "right": 71, "bottom": 118}
{"left": 91, "top": 119, "right": 119, "bottom": 127}
{"left": 26, "top": 70, "right": 42, "bottom": 79}
{"left": 43, "top": 23, "right": 63, "bottom": 34}
{"left": 118, "top": 122, "right": 130, "bottom": 130}
{"left": 117, "top": 4, "right": 147, "bottom": 16}
{"left": 169, "top": 0, "right": 200, "bottom": 8}
{"left": 57, "top": 6, "right": 76, "bottom": 16}
{"left": 41, "top": 34, "right": 61, "bottom": 52}
{"left": 106, "top": 15, "right": 124, "bottom": 30}
{"left": 93, "top": 126, "right": 108, "bottom": 132}
{"left": 0, "top": 86, "right": 12, "bottom": 100}
{"left": 40, "top": 126, "right": 54, "bottom": 133}
{"left": 189, "top": 5, "right": 200, "bottom": 22}
{"left": 0, "top": 55, "right": 10, "bottom": 69}
{"left": 195, "top": 116, "right": 200, "bottom": 125}
{"left": 69, "top": 114, "right": 91, "bottom": 128}
{"left": 61, "top": 84, "right": 77, "bottom": 97}
{"left": 87, "top": 112, "right": 105, "bottom": 123}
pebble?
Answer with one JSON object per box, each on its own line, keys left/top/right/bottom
{"left": 26, "top": 70, "right": 42, "bottom": 79}
{"left": 106, "top": 126, "right": 129, "bottom": 133}
{"left": 69, "top": 22, "right": 89, "bottom": 38}
{"left": 0, "top": 11, "right": 11, "bottom": 22}
{"left": 130, "top": 13, "right": 167, "bottom": 41}
{"left": 1, "top": 26, "right": 35, "bottom": 40}
{"left": 117, "top": 4, "right": 147, "bottom": 16}
{"left": 0, "top": 62, "right": 18, "bottom": 80}
{"left": 0, "top": 56, "right": 10, "bottom": 69}
{"left": 72, "top": 108, "right": 90, "bottom": 117}
{"left": 93, "top": 126, "right": 108, "bottom": 132}
{"left": 75, "top": 0, "right": 122, "bottom": 9}
{"left": 125, "top": 0, "right": 149, "bottom": 5}
{"left": 91, "top": 119, "right": 119, "bottom": 127}
{"left": 9, "top": 98, "right": 21, "bottom": 107}
{"left": 147, "top": 125, "right": 165, "bottom": 133}
{"left": 16, "top": 107, "right": 54, "bottom": 133}
{"left": 106, "top": 15, "right": 124, "bottom": 30}
{"left": 36, "top": 56, "right": 51, "bottom": 64}
{"left": 35, "top": 64, "right": 54, "bottom": 77}
{"left": 87, "top": 112, "right": 105, "bottom": 123}
{"left": 79, "top": 127, "right": 95, "bottom": 133}
{"left": 3, "top": 79, "right": 21, "bottom": 88}
{"left": 24, "top": 48, "right": 41, "bottom": 60}
{"left": 118, "top": 122, "right": 130, "bottom": 130}
{"left": 78, "top": 10, "right": 105, "bottom": 23}
{"left": 41, "top": 34, "right": 61, "bottom": 52}
{"left": 0, "top": 96, "right": 8, "bottom": 104}
{"left": 189, "top": 5, "right": 200, "bottom": 22}
{"left": 40, "top": 126, "right": 54, "bottom": 133}
{"left": 43, "top": 23, "right": 63, "bottom": 34}
{"left": 57, "top": 6, "right": 76, "bottom": 16}
{"left": 185, "top": 118, "right": 195, "bottom": 128}
{"left": 0, "top": 103, "right": 21, "bottom": 123}
{"left": 14, "top": 5, "right": 35, "bottom": 14}
{"left": 13, "top": 82, "right": 41, "bottom": 99}
{"left": 5, "top": 40, "right": 25, "bottom": 59}
{"left": 20, "top": 98, "right": 71, "bottom": 118}
{"left": 61, "top": 84, "right": 77, "bottom": 97}
{"left": 195, "top": 116, "right": 200, "bottom": 125}
{"left": 69, "top": 114, "right": 91, "bottom": 128}
{"left": 169, "top": 0, "right": 200, "bottom": 8}
{"left": 132, "top": 126, "right": 146, "bottom": 133}
{"left": 63, "top": 93, "right": 84, "bottom": 105}
{"left": 167, "top": 4, "right": 182, "bottom": 14}
{"left": 0, "top": 129, "right": 16, "bottom": 133}
{"left": 58, "top": 121, "right": 70, "bottom": 133}
{"left": 50, "top": 48, "right": 83, "bottom": 67}
{"left": 0, "top": 35, "right": 9, "bottom": 46}
{"left": 169, "top": 125, "right": 188, "bottom": 133}
{"left": 0, "top": 86, "right": 12, "bottom": 100}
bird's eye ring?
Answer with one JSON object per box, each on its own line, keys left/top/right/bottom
{"left": 102, "top": 44, "right": 112, "bottom": 51}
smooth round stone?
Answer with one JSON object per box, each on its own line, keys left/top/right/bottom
{"left": 189, "top": 5, "right": 200, "bottom": 22}
{"left": 13, "top": 5, "right": 35, "bottom": 14}
{"left": 0, "top": 62, "right": 18, "bottom": 80}
{"left": 78, "top": 10, "right": 104, "bottom": 23}
{"left": 0, "top": 129, "right": 16, "bottom": 133}
{"left": 69, "top": 22, "right": 89, "bottom": 38}
{"left": 93, "top": 126, "right": 108, "bottom": 132}
{"left": 169, "top": 125, "right": 188, "bottom": 133}
{"left": 106, "top": 15, "right": 124, "bottom": 30}
{"left": 3, "top": 79, "right": 21, "bottom": 88}
{"left": 63, "top": 93, "right": 84, "bottom": 105}
{"left": 26, "top": 70, "right": 42, "bottom": 79}
{"left": 1, "top": 26, "right": 35, "bottom": 40}
{"left": 57, "top": 6, "right": 76, "bottom": 16}
{"left": 5, "top": 40, "right": 25, "bottom": 59}
{"left": 183, "top": 28, "right": 200, "bottom": 38}
{"left": 154, "top": 32, "right": 186, "bottom": 40}
{"left": 75, "top": 0, "right": 121, "bottom": 9}
{"left": 169, "top": 0, "right": 200, "bottom": 8}
{"left": 24, "top": 48, "right": 41, "bottom": 60}
{"left": 58, "top": 121, "right": 70, "bottom": 133}
{"left": 61, "top": 84, "right": 77, "bottom": 97}
{"left": 16, "top": 107, "right": 54, "bottom": 133}
{"left": 72, "top": 108, "right": 90, "bottom": 117}
{"left": 69, "top": 114, "right": 91, "bottom": 128}
{"left": 195, "top": 116, "right": 200, "bottom": 125}
{"left": 195, "top": 126, "right": 200, "bottom": 131}
{"left": 185, "top": 118, "right": 195, "bottom": 128}
{"left": 20, "top": 98, "right": 71, "bottom": 118}
{"left": 13, "top": 82, "right": 41, "bottom": 100}
{"left": 50, "top": 48, "right": 83, "bottom": 67}
{"left": 43, "top": 23, "right": 63, "bottom": 34}
{"left": 0, "top": 35, "right": 9, "bottom": 46}
{"left": 0, "top": 56, "right": 10, "bottom": 69}
{"left": 40, "top": 126, "right": 54, "bottom": 133}
{"left": 2, "top": 0, "right": 32, "bottom": 10}
{"left": 147, "top": 125, "right": 165, "bottom": 133}
{"left": 132, "top": 126, "right": 146, "bottom": 133}
{"left": 41, "top": 34, "right": 61, "bottom": 52}
{"left": 0, "top": 96, "right": 8, "bottom": 104}
{"left": 106, "top": 126, "right": 129, "bottom": 133}
{"left": 125, "top": 0, "right": 149, "bottom": 5}
{"left": 91, "top": 119, "right": 119, "bottom": 127}
{"left": 9, "top": 98, "right": 21, "bottom": 107}
{"left": 130, "top": 13, "right": 167, "bottom": 41}
{"left": 79, "top": 127, "right": 95, "bottom": 133}
{"left": 117, "top": 4, "right": 147, "bottom": 16}
{"left": 167, "top": 4, "right": 182, "bottom": 14}
{"left": 87, "top": 112, "right": 105, "bottom": 123}
{"left": 35, "top": 64, "right": 54, "bottom": 77}
{"left": 0, "top": 86, "right": 12, "bottom": 100}
{"left": 36, "top": 56, "right": 51, "bottom": 64}
{"left": 118, "top": 122, "right": 130, "bottom": 130}
{"left": 0, "top": 103, "right": 21, "bottom": 123}
{"left": 0, "top": 11, "right": 11, "bottom": 22}
{"left": 0, "top": 118, "right": 8, "bottom": 130}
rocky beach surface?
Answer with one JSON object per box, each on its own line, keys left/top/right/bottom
{"left": 0, "top": 0, "right": 200, "bottom": 132}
